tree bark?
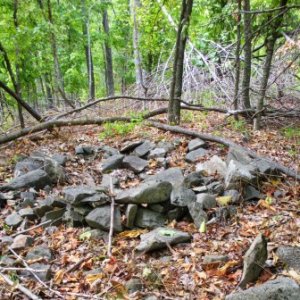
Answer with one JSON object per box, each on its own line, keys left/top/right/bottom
{"left": 81, "top": 0, "right": 95, "bottom": 100}
{"left": 131, "top": 0, "right": 146, "bottom": 96}
{"left": 253, "top": 0, "right": 288, "bottom": 130}
{"left": 241, "top": 0, "right": 252, "bottom": 109}
{"left": 233, "top": 0, "right": 242, "bottom": 115}
{"left": 102, "top": 2, "right": 115, "bottom": 97}
{"left": 168, "top": 0, "right": 193, "bottom": 125}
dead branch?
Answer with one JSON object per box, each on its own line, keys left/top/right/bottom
{"left": 0, "top": 271, "right": 42, "bottom": 300}
{"left": 107, "top": 177, "right": 115, "bottom": 257}
{"left": 147, "top": 121, "right": 300, "bottom": 180}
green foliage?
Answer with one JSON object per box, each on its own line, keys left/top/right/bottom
{"left": 281, "top": 127, "right": 300, "bottom": 140}
{"left": 228, "top": 118, "right": 248, "bottom": 134}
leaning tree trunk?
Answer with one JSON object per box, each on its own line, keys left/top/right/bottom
{"left": 168, "top": 0, "right": 193, "bottom": 125}
{"left": 241, "top": 0, "right": 252, "bottom": 109}
{"left": 233, "top": 0, "right": 242, "bottom": 115}
{"left": 253, "top": 0, "right": 288, "bottom": 130}
{"left": 81, "top": 0, "right": 95, "bottom": 100}
{"left": 102, "top": 3, "right": 115, "bottom": 97}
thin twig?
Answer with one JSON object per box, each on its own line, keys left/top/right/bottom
{"left": 107, "top": 177, "right": 115, "bottom": 257}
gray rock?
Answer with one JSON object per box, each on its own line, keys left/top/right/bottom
{"left": 63, "top": 209, "right": 86, "bottom": 227}
{"left": 23, "top": 263, "right": 51, "bottom": 281}
{"left": 34, "top": 197, "right": 65, "bottom": 217}
{"left": 185, "top": 148, "right": 208, "bottom": 163}
{"left": 63, "top": 186, "right": 108, "bottom": 206}
{"left": 0, "top": 169, "right": 51, "bottom": 191}
{"left": 120, "top": 140, "right": 143, "bottom": 153}
{"left": 243, "top": 185, "right": 264, "bottom": 201}
{"left": 135, "top": 208, "right": 166, "bottom": 229}
{"left": 11, "top": 235, "right": 34, "bottom": 250}
{"left": 250, "top": 158, "right": 278, "bottom": 176}
{"left": 239, "top": 234, "right": 267, "bottom": 288}
{"left": 183, "top": 172, "right": 204, "bottom": 188}
{"left": 148, "top": 148, "right": 167, "bottom": 159}
{"left": 215, "top": 206, "right": 237, "bottom": 222}
{"left": 0, "top": 236, "right": 13, "bottom": 246}
{"left": 101, "top": 174, "right": 119, "bottom": 189}
{"left": 43, "top": 157, "right": 65, "bottom": 183}
{"left": 133, "top": 140, "right": 155, "bottom": 157}
{"left": 227, "top": 146, "right": 252, "bottom": 165}
{"left": 85, "top": 205, "right": 123, "bottom": 232}
{"left": 125, "top": 278, "right": 143, "bottom": 294}
{"left": 157, "top": 141, "right": 174, "bottom": 152}
{"left": 206, "top": 181, "right": 224, "bottom": 195}
{"left": 187, "top": 202, "right": 207, "bottom": 228}
{"left": 26, "top": 245, "right": 52, "bottom": 261}
{"left": 203, "top": 255, "right": 229, "bottom": 264}
{"left": 14, "top": 157, "right": 44, "bottom": 177}
{"left": 73, "top": 205, "right": 92, "bottom": 216}
{"left": 196, "top": 155, "right": 227, "bottom": 177}
{"left": 51, "top": 153, "right": 68, "bottom": 166}
{"left": 226, "top": 277, "right": 300, "bottom": 300}
{"left": 41, "top": 208, "right": 65, "bottom": 225}
{"left": 75, "top": 144, "right": 94, "bottom": 155}
{"left": 136, "top": 227, "right": 191, "bottom": 252}
{"left": 5, "top": 212, "right": 23, "bottom": 228}
{"left": 225, "top": 160, "right": 256, "bottom": 189}
{"left": 196, "top": 194, "right": 217, "bottom": 209}
{"left": 18, "top": 208, "right": 36, "bottom": 220}
{"left": 100, "top": 145, "right": 120, "bottom": 158}
{"left": 101, "top": 154, "right": 124, "bottom": 173}
{"left": 20, "top": 191, "right": 36, "bottom": 201}
{"left": 277, "top": 246, "right": 300, "bottom": 272}
{"left": 116, "top": 181, "right": 172, "bottom": 204}
{"left": 188, "top": 138, "right": 206, "bottom": 151}
{"left": 125, "top": 204, "right": 138, "bottom": 228}
{"left": 224, "top": 190, "right": 241, "bottom": 204}
{"left": 145, "top": 168, "right": 184, "bottom": 186}
{"left": 0, "top": 256, "right": 15, "bottom": 267}
{"left": 167, "top": 207, "right": 186, "bottom": 221}
{"left": 88, "top": 229, "right": 108, "bottom": 240}
{"left": 170, "top": 185, "right": 196, "bottom": 207}
{"left": 123, "top": 156, "right": 148, "bottom": 173}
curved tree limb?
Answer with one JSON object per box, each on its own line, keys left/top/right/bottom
{"left": 147, "top": 121, "right": 299, "bottom": 180}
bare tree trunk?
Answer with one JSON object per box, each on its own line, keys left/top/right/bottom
{"left": 13, "top": 0, "right": 24, "bottom": 128}
{"left": 233, "top": 0, "right": 242, "bottom": 116}
{"left": 81, "top": 0, "right": 95, "bottom": 100}
{"left": 241, "top": 0, "right": 252, "bottom": 109}
{"left": 131, "top": 0, "right": 146, "bottom": 97}
{"left": 168, "top": 0, "right": 193, "bottom": 125}
{"left": 102, "top": 2, "right": 115, "bottom": 97}
{"left": 253, "top": 0, "right": 288, "bottom": 130}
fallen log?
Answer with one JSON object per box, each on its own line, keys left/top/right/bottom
{"left": 148, "top": 121, "right": 300, "bottom": 180}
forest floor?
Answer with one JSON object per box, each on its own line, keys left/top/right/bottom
{"left": 0, "top": 110, "right": 299, "bottom": 299}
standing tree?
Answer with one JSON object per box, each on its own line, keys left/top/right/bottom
{"left": 168, "top": 0, "right": 193, "bottom": 125}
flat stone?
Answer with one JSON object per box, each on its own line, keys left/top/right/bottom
{"left": 196, "top": 155, "right": 227, "bottom": 177}
{"left": 133, "top": 140, "right": 155, "bottom": 157}
{"left": 101, "top": 154, "right": 124, "bottom": 173}
{"left": 0, "top": 256, "right": 15, "bottom": 267}
{"left": 187, "top": 202, "right": 207, "bottom": 228}
{"left": 0, "top": 169, "right": 51, "bottom": 191}
{"left": 215, "top": 206, "right": 237, "bottom": 222}
{"left": 41, "top": 208, "right": 65, "bottom": 225}
{"left": 125, "top": 278, "right": 143, "bottom": 294}
{"left": 5, "top": 212, "right": 23, "bottom": 228}
{"left": 250, "top": 158, "right": 278, "bottom": 176}
{"left": 20, "top": 191, "right": 36, "bottom": 201}
{"left": 51, "top": 153, "right": 68, "bottom": 166}
{"left": 63, "top": 209, "right": 86, "bottom": 227}
{"left": 23, "top": 263, "right": 51, "bottom": 281}
{"left": 125, "top": 204, "right": 138, "bottom": 228}
{"left": 170, "top": 185, "right": 196, "bottom": 207}
{"left": 183, "top": 172, "right": 204, "bottom": 188}
{"left": 206, "top": 181, "right": 224, "bottom": 195}
{"left": 85, "top": 205, "right": 123, "bottom": 233}
{"left": 116, "top": 181, "right": 172, "bottom": 204}
{"left": 223, "top": 190, "right": 241, "bottom": 204}
{"left": 134, "top": 208, "right": 166, "bottom": 229}
{"left": 196, "top": 194, "right": 217, "bottom": 209}
{"left": 18, "top": 208, "right": 36, "bottom": 220}
{"left": 167, "top": 207, "right": 186, "bottom": 221}
{"left": 145, "top": 168, "right": 184, "bottom": 186}
{"left": 136, "top": 227, "right": 191, "bottom": 252}
{"left": 26, "top": 245, "right": 52, "bottom": 262}
{"left": 185, "top": 148, "right": 208, "bottom": 163}
{"left": 226, "top": 277, "right": 300, "bottom": 300}
{"left": 14, "top": 157, "right": 44, "bottom": 177}
{"left": 34, "top": 197, "right": 65, "bottom": 217}
{"left": 243, "top": 185, "right": 264, "bottom": 201}
{"left": 157, "top": 141, "right": 174, "bottom": 152}
{"left": 188, "top": 138, "right": 206, "bottom": 151}
{"left": 75, "top": 144, "right": 94, "bottom": 155}
{"left": 239, "top": 233, "right": 267, "bottom": 288}
{"left": 227, "top": 146, "right": 252, "bottom": 165}
{"left": 100, "top": 174, "right": 119, "bottom": 189}
{"left": 120, "top": 140, "right": 143, "bottom": 153}
{"left": 63, "top": 186, "right": 108, "bottom": 206}
{"left": 100, "top": 145, "right": 120, "bottom": 158}
{"left": 276, "top": 246, "right": 300, "bottom": 272}
{"left": 225, "top": 160, "right": 256, "bottom": 189}
{"left": 203, "top": 255, "right": 229, "bottom": 264}
{"left": 11, "top": 235, "right": 34, "bottom": 250}
{"left": 123, "top": 156, "right": 148, "bottom": 173}
{"left": 148, "top": 148, "right": 167, "bottom": 159}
